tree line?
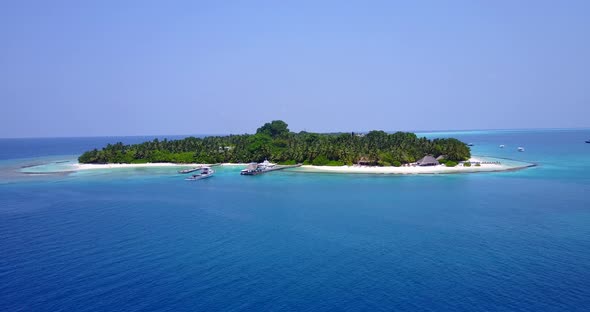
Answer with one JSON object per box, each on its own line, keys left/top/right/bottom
{"left": 78, "top": 120, "right": 470, "bottom": 166}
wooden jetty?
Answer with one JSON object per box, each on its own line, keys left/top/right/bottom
{"left": 240, "top": 164, "right": 302, "bottom": 176}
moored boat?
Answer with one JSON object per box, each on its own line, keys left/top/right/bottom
{"left": 178, "top": 166, "right": 201, "bottom": 174}
{"left": 259, "top": 159, "right": 276, "bottom": 170}
{"left": 185, "top": 167, "right": 214, "bottom": 180}
{"left": 241, "top": 163, "right": 262, "bottom": 175}
{"left": 499, "top": 144, "right": 505, "bottom": 148}
{"left": 240, "top": 161, "right": 300, "bottom": 175}
{"left": 517, "top": 147, "right": 525, "bottom": 152}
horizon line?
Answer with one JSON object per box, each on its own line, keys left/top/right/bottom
{"left": 0, "top": 126, "right": 588, "bottom": 140}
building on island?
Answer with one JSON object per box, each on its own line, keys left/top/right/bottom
{"left": 416, "top": 155, "right": 439, "bottom": 166}
{"left": 357, "top": 156, "right": 371, "bottom": 166}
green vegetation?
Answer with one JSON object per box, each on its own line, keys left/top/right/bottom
{"left": 78, "top": 120, "right": 471, "bottom": 165}
{"left": 445, "top": 161, "right": 458, "bottom": 167}
{"left": 463, "top": 162, "right": 471, "bottom": 167}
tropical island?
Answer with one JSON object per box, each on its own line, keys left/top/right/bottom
{"left": 78, "top": 120, "right": 471, "bottom": 167}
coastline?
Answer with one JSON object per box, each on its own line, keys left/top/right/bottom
{"left": 24, "top": 156, "right": 533, "bottom": 175}
{"left": 73, "top": 162, "right": 247, "bottom": 170}
{"left": 297, "top": 157, "right": 534, "bottom": 174}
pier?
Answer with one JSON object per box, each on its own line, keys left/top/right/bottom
{"left": 178, "top": 167, "right": 202, "bottom": 174}
{"left": 240, "top": 164, "right": 302, "bottom": 175}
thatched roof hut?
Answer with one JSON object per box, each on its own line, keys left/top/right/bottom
{"left": 416, "top": 155, "right": 439, "bottom": 166}
{"left": 357, "top": 156, "right": 371, "bottom": 166}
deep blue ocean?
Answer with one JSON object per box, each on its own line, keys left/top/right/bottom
{"left": 1, "top": 130, "right": 589, "bottom": 311}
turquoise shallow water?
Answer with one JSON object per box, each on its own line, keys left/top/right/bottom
{"left": 1, "top": 130, "right": 589, "bottom": 311}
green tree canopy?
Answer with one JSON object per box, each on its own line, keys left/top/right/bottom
{"left": 256, "top": 120, "right": 290, "bottom": 138}
{"left": 78, "top": 121, "right": 471, "bottom": 165}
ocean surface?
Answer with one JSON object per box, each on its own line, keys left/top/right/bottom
{"left": 1, "top": 130, "right": 589, "bottom": 311}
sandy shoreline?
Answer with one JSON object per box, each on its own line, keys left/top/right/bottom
{"left": 297, "top": 157, "right": 531, "bottom": 174}
{"left": 73, "top": 162, "right": 247, "bottom": 170}
{"left": 65, "top": 156, "right": 532, "bottom": 175}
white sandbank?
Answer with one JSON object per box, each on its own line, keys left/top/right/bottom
{"left": 67, "top": 156, "right": 532, "bottom": 175}
{"left": 296, "top": 157, "right": 532, "bottom": 174}
{"left": 73, "top": 162, "right": 247, "bottom": 170}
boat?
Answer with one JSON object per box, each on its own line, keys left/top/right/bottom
{"left": 241, "top": 163, "right": 263, "bottom": 175}
{"left": 240, "top": 160, "right": 299, "bottom": 176}
{"left": 178, "top": 166, "right": 201, "bottom": 174}
{"left": 467, "top": 143, "right": 474, "bottom": 146}
{"left": 517, "top": 147, "right": 525, "bottom": 152}
{"left": 185, "top": 167, "right": 214, "bottom": 180}
{"left": 586, "top": 140, "right": 590, "bottom": 143}
{"left": 259, "top": 159, "right": 276, "bottom": 169}
{"left": 499, "top": 145, "right": 505, "bottom": 148}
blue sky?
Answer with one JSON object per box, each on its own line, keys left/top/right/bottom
{"left": 1, "top": 1, "right": 589, "bottom": 137}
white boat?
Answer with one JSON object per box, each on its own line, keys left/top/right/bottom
{"left": 240, "top": 160, "right": 279, "bottom": 175}
{"left": 467, "top": 143, "right": 474, "bottom": 146}
{"left": 517, "top": 147, "right": 525, "bottom": 152}
{"left": 499, "top": 145, "right": 505, "bottom": 148}
{"left": 185, "top": 167, "right": 214, "bottom": 180}
{"left": 241, "top": 163, "right": 261, "bottom": 175}
{"left": 178, "top": 166, "right": 201, "bottom": 174}
{"left": 259, "top": 159, "right": 276, "bottom": 169}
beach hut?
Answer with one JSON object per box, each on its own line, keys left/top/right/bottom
{"left": 357, "top": 156, "right": 371, "bottom": 166}
{"left": 416, "top": 155, "right": 439, "bottom": 166}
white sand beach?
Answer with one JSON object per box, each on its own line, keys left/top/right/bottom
{"left": 73, "top": 162, "right": 247, "bottom": 170}
{"left": 72, "top": 157, "right": 532, "bottom": 174}
{"left": 22, "top": 156, "right": 531, "bottom": 175}
{"left": 297, "top": 157, "right": 533, "bottom": 174}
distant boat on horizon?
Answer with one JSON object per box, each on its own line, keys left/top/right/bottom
{"left": 586, "top": 139, "right": 590, "bottom": 143}
{"left": 467, "top": 143, "right": 474, "bottom": 146}
{"left": 518, "top": 147, "right": 525, "bottom": 152}
{"left": 499, "top": 144, "right": 505, "bottom": 148}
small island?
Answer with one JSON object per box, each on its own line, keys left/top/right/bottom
{"left": 78, "top": 120, "right": 471, "bottom": 167}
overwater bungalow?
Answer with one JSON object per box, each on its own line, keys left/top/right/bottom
{"left": 416, "top": 155, "right": 439, "bottom": 166}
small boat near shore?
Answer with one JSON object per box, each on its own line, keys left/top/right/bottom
{"left": 178, "top": 166, "right": 202, "bottom": 174}
{"left": 241, "top": 161, "right": 301, "bottom": 175}
{"left": 185, "top": 167, "right": 214, "bottom": 180}
{"left": 241, "top": 163, "right": 262, "bottom": 175}
{"left": 518, "top": 147, "right": 525, "bottom": 152}
{"left": 260, "top": 159, "right": 276, "bottom": 169}
{"left": 499, "top": 144, "right": 505, "bottom": 148}
{"left": 240, "top": 159, "right": 277, "bottom": 175}
{"left": 467, "top": 143, "right": 474, "bottom": 146}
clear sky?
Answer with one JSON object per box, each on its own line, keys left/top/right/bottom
{"left": 1, "top": 1, "right": 589, "bottom": 137}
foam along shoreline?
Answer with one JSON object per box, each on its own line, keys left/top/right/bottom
{"left": 296, "top": 157, "right": 534, "bottom": 174}
{"left": 21, "top": 156, "right": 532, "bottom": 175}
{"left": 19, "top": 161, "right": 247, "bottom": 174}
{"left": 73, "top": 163, "right": 245, "bottom": 170}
